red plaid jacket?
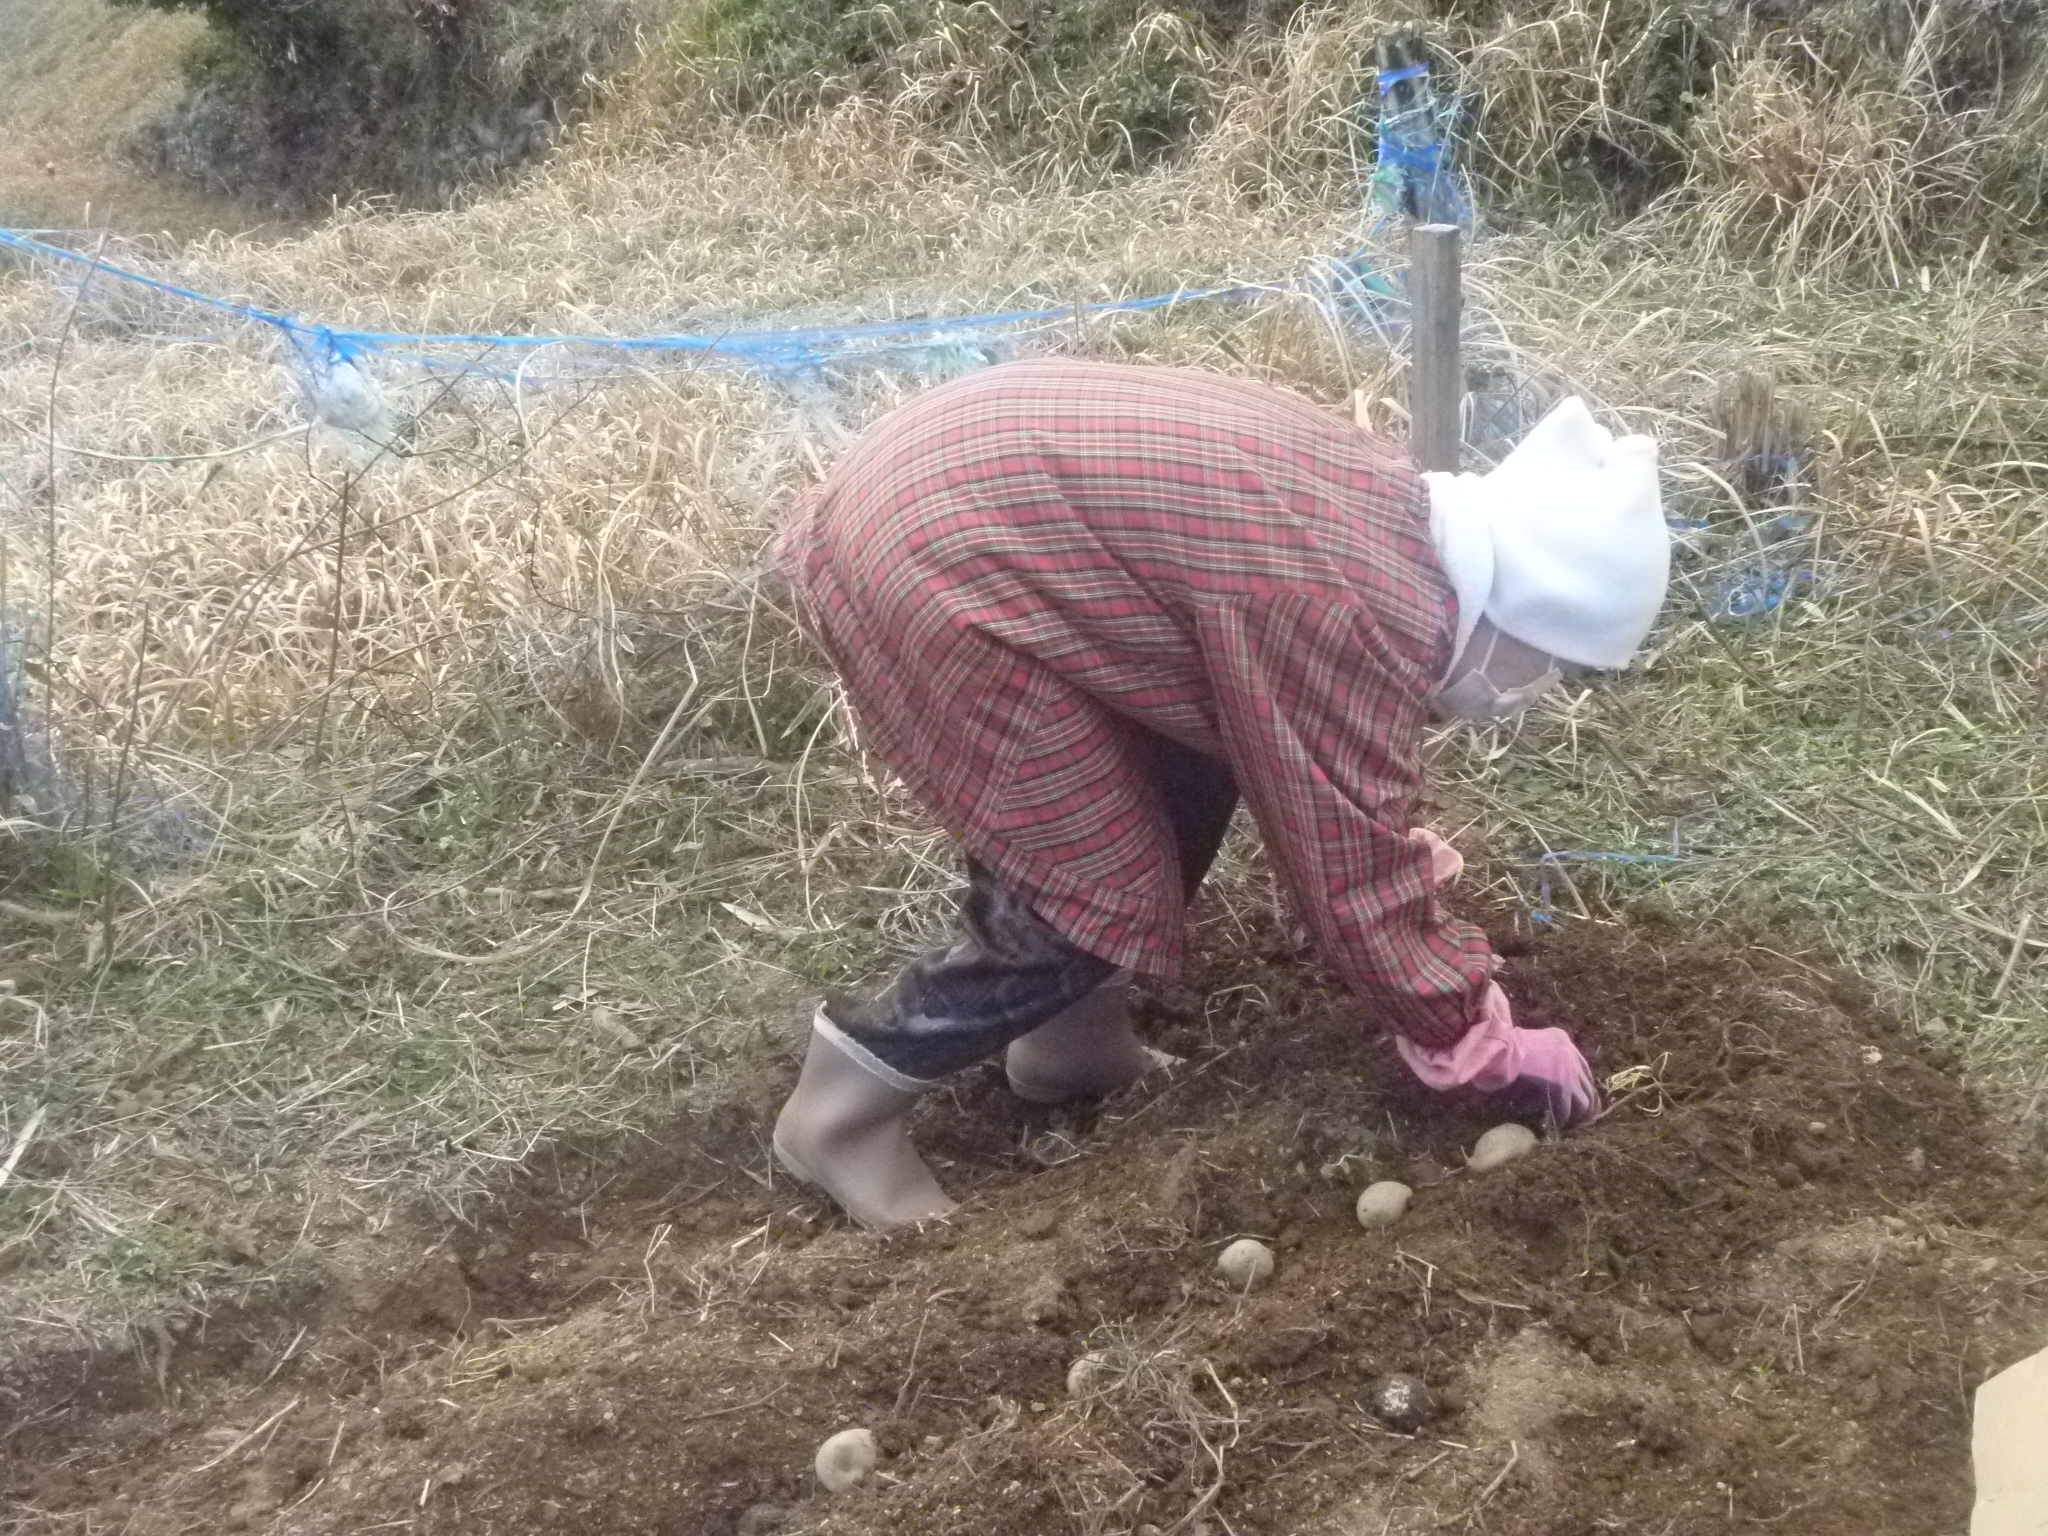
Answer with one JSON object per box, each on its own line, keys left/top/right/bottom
{"left": 779, "top": 359, "right": 1495, "bottom": 1048}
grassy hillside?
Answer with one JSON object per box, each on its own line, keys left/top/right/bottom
{"left": 2, "top": 0, "right": 2046, "bottom": 1344}
{"left": 0, "top": 0, "right": 267, "bottom": 236}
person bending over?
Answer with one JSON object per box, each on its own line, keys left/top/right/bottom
{"left": 770, "top": 359, "right": 1667, "bottom": 1230}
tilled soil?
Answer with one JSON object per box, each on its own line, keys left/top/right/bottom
{"left": 5, "top": 905, "right": 2047, "bottom": 1536}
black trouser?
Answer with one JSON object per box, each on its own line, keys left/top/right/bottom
{"left": 826, "top": 726, "right": 1239, "bottom": 1081}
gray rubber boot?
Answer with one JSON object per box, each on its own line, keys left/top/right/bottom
{"left": 1004, "top": 974, "right": 1178, "bottom": 1104}
{"left": 772, "top": 1009, "right": 957, "bottom": 1232}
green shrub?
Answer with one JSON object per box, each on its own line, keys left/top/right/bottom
{"left": 115, "top": 0, "right": 650, "bottom": 206}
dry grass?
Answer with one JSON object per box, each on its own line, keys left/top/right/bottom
{"left": 2, "top": 2, "right": 2046, "bottom": 1337}
{"left": 0, "top": 0, "right": 193, "bottom": 150}
{"left": 0, "top": 0, "right": 259, "bottom": 238}
{"left": 1433, "top": 229, "right": 2048, "bottom": 1085}
{"left": 0, "top": 112, "right": 1391, "bottom": 1332}
{"left": 651, "top": 0, "right": 2048, "bottom": 271}
{"left": 1689, "top": 51, "right": 2014, "bottom": 279}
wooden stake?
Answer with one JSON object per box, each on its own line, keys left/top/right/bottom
{"left": 1407, "top": 222, "right": 1462, "bottom": 473}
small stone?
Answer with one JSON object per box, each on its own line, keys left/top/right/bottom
{"left": 1319, "top": 1151, "right": 1369, "bottom": 1183}
{"left": 1468, "top": 1123, "right": 1538, "bottom": 1172}
{"left": 1403, "top": 1155, "right": 1450, "bottom": 1188}
{"left": 1020, "top": 1274, "right": 1070, "bottom": 1325}
{"left": 1216, "top": 1238, "right": 1275, "bottom": 1291}
{"left": 1905, "top": 1146, "right": 1928, "bottom": 1174}
{"left": 1154, "top": 1145, "right": 1200, "bottom": 1214}
{"left": 433, "top": 1462, "right": 469, "bottom": 1489}
{"left": 737, "top": 1505, "right": 793, "bottom": 1536}
{"left": 587, "top": 1006, "right": 643, "bottom": 1050}
{"left": 1014, "top": 1209, "right": 1059, "bottom": 1241}
{"left": 224, "top": 1472, "right": 283, "bottom": 1529}
{"left": 1355, "top": 1181, "right": 1412, "bottom": 1229}
{"left": 814, "top": 1427, "right": 877, "bottom": 1493}
{"left": 1368, "top": 1372, "right": 1441, "bottom": 1432}
{"left": 1067, "top": 1351, "right": 1115, "bottom": 1398}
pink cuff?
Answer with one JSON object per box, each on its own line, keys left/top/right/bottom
{"left": 1409, "top": 826, "right": 1464, "bottom": 887}
{"left": 1393, "top": 981, "right": 1518, "bottom": 1091}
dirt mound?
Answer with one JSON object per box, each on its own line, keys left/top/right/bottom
{"left": 5, "top": 906, "right": 2046, "bottom": 1535}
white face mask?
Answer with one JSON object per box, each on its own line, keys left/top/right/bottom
{"left": 1431, "top": 617, "right": 1564, "bottom": 724}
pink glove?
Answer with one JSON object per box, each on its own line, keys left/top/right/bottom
{"left": 1394, "top": 982, "right": 1601, "bottom": 1127}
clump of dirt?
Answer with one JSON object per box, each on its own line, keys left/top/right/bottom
{"left": 4, "top": 907, "right": 2046, "bottom": 1536}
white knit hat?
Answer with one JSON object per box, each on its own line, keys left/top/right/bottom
{"left": 1423, "top": 396, "right": 1668, "bottom": 671}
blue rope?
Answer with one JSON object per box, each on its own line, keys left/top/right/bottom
{"left": 1706, "top": 561, "right": 1815, "bottom": 621}
{"left": 1, "top": 66, "right": 1477, "bottom": 389}
{"left": 0, "top": 230, "right": 304, "bottom": 334}
{"left": 1529, "top": 845, "right": 1684, "bottom": 923}
{"left": 1370, "top": 61, "right": 1473, "bottom": 235}
{"left": 1538, "top": 850, "right": 1684, "bottom": 865}
{"left": 0, "top": 227, "right": 1409, "bottom": 386}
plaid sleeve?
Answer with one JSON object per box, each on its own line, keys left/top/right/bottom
{"left": 781, "top": 357, "right": 1497, "bottom": 1050}
{"left": 1198, "top": 593, "right": 1495, "bottom": 1049}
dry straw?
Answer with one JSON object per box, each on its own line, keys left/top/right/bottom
{"left": 2, "top": 0, "right": 2045, "bottom": 1336}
